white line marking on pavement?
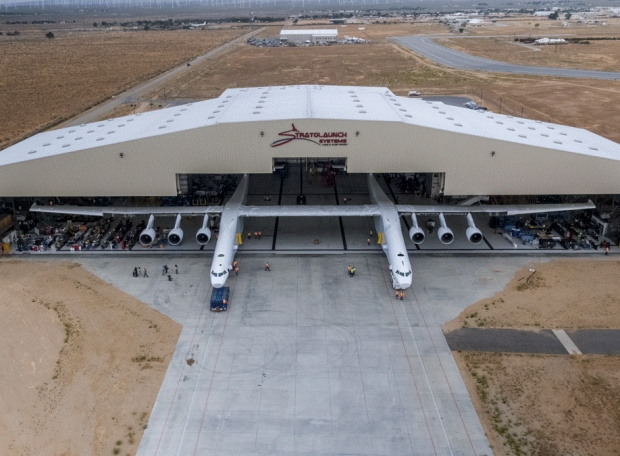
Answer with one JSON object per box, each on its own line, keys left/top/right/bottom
{"left": 553, "top": 329, "right": 582, "bottom": 355}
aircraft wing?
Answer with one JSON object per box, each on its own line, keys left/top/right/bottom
{"left": 396, "top": 200, "right": 595, "bottom": 216}
{"left": 29, "top": 203, "right": 223, "bottom": 217}
{"left": 239, "top": 205, "right": 381, "bottom": 217}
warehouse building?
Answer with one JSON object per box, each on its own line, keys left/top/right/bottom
{"left": 279, "top": 29, "right": 338, "bottom": 44}
{"left": 0, "top": 84, "right": 620, "bottom": 197}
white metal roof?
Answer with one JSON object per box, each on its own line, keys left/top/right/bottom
{"left": 280, "top": 29, "right": 339, "bottom": 36}
{"left": 2, "top": 84, "right": 619, "bottom": 167}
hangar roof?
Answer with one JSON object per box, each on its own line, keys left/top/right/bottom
{"left": 280, "top": 29, "right": 339, "bottom": 36}
{"left": 1, "top": 84, "right": 619, "bottom": 168}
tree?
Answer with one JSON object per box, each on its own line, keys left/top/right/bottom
{"left": 45, "top": 31, "right": 54, "bottom": 39}
{"left": 144, "top": 25, "right": 150, "bottom": 30}
{"left": 548, "top": 11, "right": 559, "bottom": 20}
{"left": 565, "top": 12, "right": 572, "bottom": 19}
{"left": 93, "top": 22, "right": 97, "bottom": 27}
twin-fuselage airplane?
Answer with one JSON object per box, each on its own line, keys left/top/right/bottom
{"left": 30, "top": 174, "right": 594, "bottom": 290}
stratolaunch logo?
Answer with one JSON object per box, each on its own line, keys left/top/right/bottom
{"left": 270, "top": 124, "right": 348, "bottom": 148}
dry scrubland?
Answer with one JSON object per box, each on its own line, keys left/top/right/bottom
{"left": 148, "top": 22, "right": 620, "bottom": 143}
{"left": 441, "top": 36, "right": 620, "bottom": 72}
{"left": 444, "top": 260, "right": 620, "bottom": 455}
{"left": 4, "top": 21, "right": 620, "bottom": 146}
{"left": 0, "top": 27, "right": 246, "bottom": 149}
{"left": 0, "top": 260, "right": 181, "bottom": 456}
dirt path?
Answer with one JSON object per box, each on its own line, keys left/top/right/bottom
{"left": 0, "top": 259, "right": 181, "bottom": 456}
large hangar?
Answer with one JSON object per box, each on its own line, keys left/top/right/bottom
{"left": 1, "top": 84, "right": 620, "bottom": 197}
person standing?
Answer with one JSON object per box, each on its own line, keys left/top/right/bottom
{"left": 369, "top": 230, "right": 373, "bottom": 238}
{"left": 175, "top": 264, "right": 178, "bottom": 274}
{"left": 605, "top": 246, "right": 610, "bottom": 256}
{"left": 137, "top": 266, "right": 141, "bottom": 276}
{"left": 232, "top": 260, "right": 238, "bottom": 269}
{"left": 395, "top": 290, "right": 399, "bottom": 300}
{"left": 343, "top": 197, "right": 347, "bottom": 204}
{"left": 265, "top": 262, "right": 271, "bottom": 271}
{"left": 400, "top": 291, "right": 405, "bottom": 301}
{"left": 235, "top": 266, "right": 239, "bottom": 276}
{"left": 144, "top": 268, "right": 148, "bottom": 278}
{"left": 367, "top": 238, "right": 371, "bottom": 246}
{"left": 347, "top": 265, "right": 352, "bottom": 277}
{"left": 161, "top": 265, "right": 165, "bottom": 275}
{"left": 258, "top": 231, "right": 262, "bottom": 240}
{"left": 247, "top": 232, "right": 251, "bottom": 240}
{"left": 133, "top": 267, "right": 138, "bottom": 277}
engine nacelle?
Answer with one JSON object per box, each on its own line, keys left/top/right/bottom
{"left": 196, "top": 214, "right": 212, "bottom": 245}
{"left": 196, "top": 228, "right": 211, "bottom": 245}
{"left": 139, "top": 215, "right": 156, "bottom": 245}
{"left": 466, "top": 214, "right": 483, "bottom": 244}
{"left": 437, "top": 213, "right": 454, "bottom": 245}
{"left": 167, "top": 214, "right": 183, "bottom": 246}
{"left": 409, "top": 214, "right": 425, "bottom": 244}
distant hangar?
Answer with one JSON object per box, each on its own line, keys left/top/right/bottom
{"left": 279, "top": 29, "right": 338, "bottom": 44}
{"left": 1, "top": 84, "right": 620, "bottom": 197}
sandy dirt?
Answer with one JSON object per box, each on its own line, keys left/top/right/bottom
{"left": 0, "top": 259, "right": 181, "bottom": 456}
{"left": 443, "top": 259, "right": 620, "bottom": 331}
{"left": 0, "top": 27, "right": 246, "bottom": 150}
{"left": 440, "top": 35, "right": 620, "bottom": 72}
{"left": 444, "top": 258, "right": 620, "bottom": 455}
{"left": 454, "top": 352, "right": 620, "bottom": 456}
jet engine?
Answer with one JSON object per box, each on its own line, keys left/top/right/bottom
{"left": 437, "top": 213, "right": 454, "bottom": 245}
{"left": 408, "top": 214, "right": 425, "bottom": 244}
{"left": 196, "top": 214, "right": 212, "bottom": 245}
{"left": 465, "top": 213, "right": 483, "bottom": 244}
{"left": 167, "top": 214, "right": 184, "bottom": 246}
{"left": 139, "top": 214, "right": 156, "bottom": 246}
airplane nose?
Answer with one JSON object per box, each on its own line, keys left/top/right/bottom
{"left": 398, "top": 277, "right": 413, "bottom": 289}
{"left": 211, "top": 278, "right": 225, "bottom": 288}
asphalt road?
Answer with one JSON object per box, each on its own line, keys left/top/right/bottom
{"left": 62, "top": 27, "right": 266, "bottom": 128}
{"left": 446, "top": 328, "right": 620, "bottom": 354}
{"left": 395, "top": 35, "right": 620, "bottom": 81}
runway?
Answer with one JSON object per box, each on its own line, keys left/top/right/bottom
{"left": 394, "top": 36, "right": 620, "bottom": 81}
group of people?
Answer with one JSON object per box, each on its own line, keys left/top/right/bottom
{"left": 395, "top": 290, "right": 405, "bottom": 301}
{"left": 231, "top": 259, "right": 270, "bottom": 275}
{"left": 131, "top": 264, "right": 179, "bottom": 281}
{"left": 132, "top": 266, "right": 148, "bottom": 277}
{"left": 247, "top": 231, "right": 262, "bottom": 240}
{"left": 162, "top": 264, "right": 178, "bottom": 281}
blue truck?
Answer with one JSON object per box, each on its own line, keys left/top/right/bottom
{"left": 210, "top": 286, "right": 229, "bottom": 312}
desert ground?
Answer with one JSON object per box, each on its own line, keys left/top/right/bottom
{"left": 440, "top": 35, "right": 620, "bottom": 72}
{"left": 0, "top": 26, "right": 247, "bottom": 149}
{"left": 139, "top": 21, "right": 620, "bottom": 143}
{"left": 3, "top": 19, "right": 620, "bottom": 147}
{"left": 444, "top": 259, "right": 620, "bottom": 455}
{"left": 0, "top": 259, "right": 181, "bottom": 456}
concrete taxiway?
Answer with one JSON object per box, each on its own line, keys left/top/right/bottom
{"left": 76, "top": 254, "right": 550, "bottom": 456}
{"left": 395, "top": 36, "right": 620, "bottom": 81}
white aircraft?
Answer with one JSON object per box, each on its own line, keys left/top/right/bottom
{"left": 190, "top": 21, "right": 206, "bottom": 28}
{"left": 30, "top": 174, "right": 594, "bottom": 290}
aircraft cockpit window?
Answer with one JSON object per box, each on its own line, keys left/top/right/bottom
{"left": 211, "top": 271, "right": 226, "bottom": 277}
{"left": 405, "top": 271, "right": 411, "bottom": 277}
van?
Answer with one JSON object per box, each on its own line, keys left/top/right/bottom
{"left": 408, "top": 91, "right": 420, "bottom": 97}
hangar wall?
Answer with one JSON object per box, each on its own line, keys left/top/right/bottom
{"left": 0, "top": 118, "right": 619, "bottom": 196}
